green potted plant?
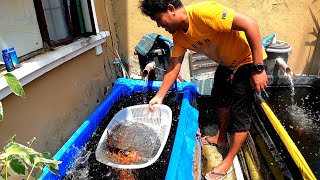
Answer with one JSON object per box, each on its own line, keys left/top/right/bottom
{"left": 0, "top": 73, "right": 61, "bottom": 179}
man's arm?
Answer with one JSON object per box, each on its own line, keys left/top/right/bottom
{"left": 149, "top": 55, "right": 184, "bottom": 108}
{"left": 231, "top": 12, "right": 268, "bottom": 93}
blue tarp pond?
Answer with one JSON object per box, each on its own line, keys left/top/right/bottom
{"left": 40, "top": 78, "right": 199, "bottom": 180}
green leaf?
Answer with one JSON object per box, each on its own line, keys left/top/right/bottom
{"left": 48, "top": 164, "right": 60, "bottom": 175}
{"left": 34, "top": 162, "right": 44, "bottom": 171}
{"left": 1, "top": 137, "right": 62, "bottom": 179}
{"left": 34, "top": 157, "right": 61, "bottom": 166}
{"left": 0, "top": 152, "right": 9, "bottom": 160}
{"left": 23, "top": 154, "right": 35, "bottom": 166}
{"left": 33, "top": 156, "right": 61, "bottom": 176}
{"left": 8, "top": 158, "right": 27, "bottom": 176}
{"left": 42, "top": 152, "right": 52, "bottom": 159}
{"left": 41, "top": 152, "right": 60, "bottom": 167}
{"left": 3, "top": 73, "right": 26, "bottom": 98}
{"left": 4, "top": 142, "right": 40, "bottom": 157}
{"left": 0, "top": 101, "right": 3, "bottom": 122}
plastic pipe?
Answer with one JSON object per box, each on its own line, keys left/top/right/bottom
{"left": 275, "top": 57, "right": 293, "bottom": 76}
{"left": 142, "top": 61, "right": 155, "bottom": 78}
{"left": 113, "top": 59, "right": 129, "bottom": 78}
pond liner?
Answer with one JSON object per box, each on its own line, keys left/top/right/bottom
{"left": 39, "top": 78, "right": 199, "bottom": 180}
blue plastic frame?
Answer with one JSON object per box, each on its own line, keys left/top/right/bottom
{"left": 39, "top": 78, "right": 199, "bottom": 180}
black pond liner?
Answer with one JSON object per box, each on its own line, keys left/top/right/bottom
{"left": 254, "top": 75, "right": 320, "bottom": 179}
{"left": 63, "top": 91, "right": 182, "bottom": 180}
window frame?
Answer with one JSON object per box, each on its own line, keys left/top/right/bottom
{"left": 33, "top": 0, "right": 97, "bottom": 48}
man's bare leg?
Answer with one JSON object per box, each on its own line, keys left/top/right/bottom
{"left": 202, "top": 107, "right": 229, "bottom": 147}
{"left": 205, "top": 131, "right": 248, "bottom": 180}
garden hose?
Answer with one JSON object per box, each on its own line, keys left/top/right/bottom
{"left": 243, "top": 145, "right": 263, "bottom": 180}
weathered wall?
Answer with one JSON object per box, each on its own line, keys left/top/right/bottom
{"left": 0, "top": 0, "right": 118, "bottom": 153}
{"left": 114, "top": 0, "right": 320, "bottom": 75}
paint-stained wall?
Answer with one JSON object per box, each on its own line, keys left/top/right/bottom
{"left": 114, "top": 0, "right": 320, "bottom": 75}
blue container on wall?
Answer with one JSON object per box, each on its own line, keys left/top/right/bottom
{"left": 2, "top": 49, "right": 15, "bottom": 72}
{"left": 8, "top": 47, "right": 20, "bottom": 68}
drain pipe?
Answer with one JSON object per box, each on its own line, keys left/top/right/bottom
{"left": 275, "top": 57, "right": 293, "bottom": 76}
{"left": 142, "top": 61, "right": 156, "bottom": 79}
{"left": 113, "top": 59, "right": 129, "bottom": 78}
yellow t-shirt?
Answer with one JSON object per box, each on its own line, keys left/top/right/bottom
{"left": 172, "top": 1, "right": 267, "bottom": 70}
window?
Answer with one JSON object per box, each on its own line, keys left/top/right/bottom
{"left": 34, "top": 0, "right": 96, "bottom": 48}
{"left": 0, "top": 0, "right": 97, "bottom": 62}
{"left": 0, "top": 0, "right": 43, "bottom": 58}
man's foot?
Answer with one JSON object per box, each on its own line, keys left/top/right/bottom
{"left": 201, "top": 136, "right": 229, "bottom": 150}
{"left": 205, "top": 164, "right": 233, "bottom": 180}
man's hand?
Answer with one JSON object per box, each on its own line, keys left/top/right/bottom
{"left": 251, "top": 70, "right": 268, "bottom": 93}
{"left": 148, "top": 95, "right": 164, "bottom": 110}
{"left": 148, "top": 55, "right": 184, "bottom": 110}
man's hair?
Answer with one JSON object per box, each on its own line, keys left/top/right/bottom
{"left": 139, "top": 0, "right": 183, "bottom": 17}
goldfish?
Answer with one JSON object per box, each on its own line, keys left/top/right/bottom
{"left": 106, "top": 145, "right": 142, "bottom": 164}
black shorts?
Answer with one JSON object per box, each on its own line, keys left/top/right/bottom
{"left": 211, "top": 64, "right": 254, "bottom": 133}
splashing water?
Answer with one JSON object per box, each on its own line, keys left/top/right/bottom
{"left": 288, "top": 104, "right": 315, "bottom": 133}
{"left": 142, "top": 77, "right": 148, "bottom": 104}
{"left": 288, "top": 76, "right": 295, "bottom": 105}
{"left": 64, "top": 149, "right": 92, "bottom": 179}
{"left": 144, "top": 76, "right": 148, "bottom": 85}
{"left": 266, "top": 87, "right": 320, "bottom": 166}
